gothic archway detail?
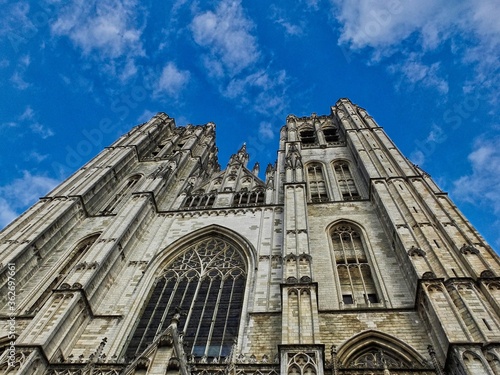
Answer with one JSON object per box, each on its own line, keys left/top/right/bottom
{"left": 336, "top": 330, "right": 428, "bottom": 370}
{"left": 286, "top": 352, "right": 318, "bottom": 375}
{"left": 125, "top": 231, "right": 248, "bottom": 361}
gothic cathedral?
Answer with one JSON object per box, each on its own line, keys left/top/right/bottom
{"left": 1, "top": 98, "right": 499, "bottom": 375}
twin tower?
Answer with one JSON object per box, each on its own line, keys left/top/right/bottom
{"left": 1, "top": 98, "right": 499, "bottom": 375}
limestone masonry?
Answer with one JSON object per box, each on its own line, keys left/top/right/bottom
{"left": 1, "top": 98, "right": 499, "bottom": 375}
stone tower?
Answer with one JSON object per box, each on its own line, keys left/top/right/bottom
{"left": 1, "top": 98, "right": 499, "bottom": 375}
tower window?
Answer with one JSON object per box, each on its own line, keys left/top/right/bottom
{"left": 333, "top": 162, "right": 360, "bottom": 200}
{"left": 126, "top": 237, "right": 246, "bottom": 360}
{"left": 323, "top": 127, "right": 339, "bottom": 143}
{"left": 307, "top": 163, "right": 328, "bottom": 202}
{"left": 332, "top": 223, "right": 378, "bottom": 307}
{"left": 300, "top": 129, "right": 316, "bottom": 145}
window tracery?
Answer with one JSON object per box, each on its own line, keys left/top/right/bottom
{"left": 287, "top": 353, "right": 318, "bottom": 375}
{"left": 331, "top": 223, "right": 378, "bottom": 306}
{"left": 307, "top": 163, "right": 328, "bottom": 202}
{"left": 333, "top": 162, "right": 360, "bottom": 200}
{"left": 126, "top": 237, "right": 246, "bottom": 361}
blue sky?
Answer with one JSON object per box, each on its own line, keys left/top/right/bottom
{"left": 0, "top": 0, "right": 499, "bottom": 251}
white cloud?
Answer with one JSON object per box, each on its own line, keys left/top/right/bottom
{"left": 0, "top": 171, "right": 60, "bottom": 228}
{"left": 154, "top": 62, "right": 190, "bottom": 97}
{"left": 137, "top": 109, "right": 157, "bottom": 123}
{"left": 30, "top": 122, "right": 55, "bottom": 139}
{"left": 187, "top": 1, "right": 289, "bottom": 115}
{"left": 190, "top": 0, "right": 260, "bottom": 77}
{"left": 223, "top": 69, "right": 288, "bottom": 115}
{"left": 19, "top": 106, "right": 34, "bottom": 121}
{"left": 50, "top": 0, "right": 145, "bottom": 80}
{"left": 332, "top": 0, "right": 500, "bottom": 96}
{"left": 25, "top": 151, "right": 49, "bottom": 163}
{"left": 10, "top": 71, "right": 30, "bottom": 90}
{"left": 269, "top": 5, "right": 304, "bottom": 36}
{"left": 258, "top": 122, "right": 275, "bottom": 141}
{"left": 9, "top": 106, "right": 55, "bottom": 138}
{"left": 0, "top": 2, "right": 32, "bottom": 40}
{"left": 452, "top": 136, "right": 500, "bottom": 215}
{"left": 0, "top": 198, "right": 18, "bottom": 230}
{"left": 388, "top": 57, "right": 449, "bottom": 94}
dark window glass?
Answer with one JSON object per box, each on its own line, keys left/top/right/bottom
{"left": 300, "top": 130, "right": 316, "bottom": 144}
{"left": 126, "top": 237, "right": 246, "bottom": 361}
{"left": 323, "top": 128, "right": 339, "bottom": 143}
{"left": 343, "top": 294, "right": 354, "bottom": 304}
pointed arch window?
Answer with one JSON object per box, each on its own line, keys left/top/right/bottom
{"left": 348, "top": 347, "right": 415, "bottom": 369}
{"left": 101, "top": 174, "right": 141, "bottom": 214}
{"left": 331, "top": 223, "right": 378, "bottom": 306}
{"left": 126, "top": 237, "right": 246, "bottom": 361}
{"left": 333, "top": 162, "right": 360, "bottom": 200}
{"left": 307, "top": 163, "right": 328, "bottom": 202}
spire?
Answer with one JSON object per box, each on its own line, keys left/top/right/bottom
{"left": 252, "top": 162, "right": 260, "bottom": 176}
{"left": 227, "top": 143, "right": 249, "bottom": 168}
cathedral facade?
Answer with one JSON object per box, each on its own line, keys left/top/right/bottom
{"left": 1, "top": 98, "right": 499, "bottom": 375}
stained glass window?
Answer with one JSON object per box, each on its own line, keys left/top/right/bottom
{"left": 126, "top": 237, "right": 246, "bottom": 360}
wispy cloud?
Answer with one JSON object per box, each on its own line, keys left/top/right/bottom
{"left": 154, "top": 62, "right": 190, "bottom": 98}
{"left": 452, "top": 135, "right": 500, "bottom": 215}
{"left": 50, "top": 0, "right": 145, "bottom": 80}
{"left": 191, "top": 0, "right": 260, "bottom": 78}
{"left": 269, "top": 5, "right": 304, "bottom": 37}
{"left": 30, "top": 122, "right": 55, "bottom": 139}
{"left": 188, "top": 0, "right": 288, "bottom": 116}
{"left": 4, "top": 106, "right": 55, "bottom": 138}
{"left": 0, "top": 171, "right": 59, "bottom": 228}
{"left": 388, "top": 56, "right": 449, "bottom": 94}
{"left": 10, "top": 54, "right": 32, "bottom": 90}
{"left": 332, "top": 0, "right": 500, "bottom": 97}
{"left": 25, "top": 151, "right": 49, "bottom": 163}
{"left": 19, "top": 106, "right": 34, "bottom": 121}
{"left": 258, "top": 121, "right": 275, "bottom": 141}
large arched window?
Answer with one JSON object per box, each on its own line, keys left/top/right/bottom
{"left": 126, "top": 237, "right": 246, "bottom": 361}
{"left": 333, "top": 161, "right": 360, "bottom": 200}
{"left": 307, "top": 163, "right": 328, "bottom": 202}
{"left": 331, "top": 223, "right": 378, "bottom": 306}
